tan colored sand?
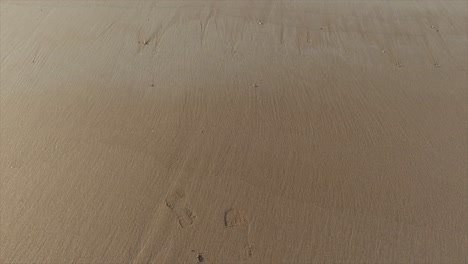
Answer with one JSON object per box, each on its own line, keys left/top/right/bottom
{"left": 1, "top": 0, "right": 467, "bottom": 263}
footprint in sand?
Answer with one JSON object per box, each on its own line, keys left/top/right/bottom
{"left": 165, "top": 189, "right": 185, "bottom": 209}
{"left": 224, "top": 208, "right": 245, "bottom": 228}
{"left": 175, "top": 208, "right": 196, "bottom": 228}
{"left": 224, "top": 208, "right": 254, "bottom": 262}
{"left": 165, "top": 189, "right": 196, "bottom": 228}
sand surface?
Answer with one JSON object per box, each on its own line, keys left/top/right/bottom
{"left": 1, "top": 0, "right": 467, "bottom": 263}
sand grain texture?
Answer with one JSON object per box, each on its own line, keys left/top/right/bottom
{"left": 1, "top": 0, "right": 467, "bottom": 263}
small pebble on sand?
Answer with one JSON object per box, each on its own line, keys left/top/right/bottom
{"left": 197, "top": 254, "right": 204, "bottom": 263}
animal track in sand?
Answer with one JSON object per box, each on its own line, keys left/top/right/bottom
{"left": 165, "top": 189, "right": 195, "bottom": 227}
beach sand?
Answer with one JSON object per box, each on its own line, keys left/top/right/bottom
{"left": 1, "top": 0, "right": 467, "bottom": 263}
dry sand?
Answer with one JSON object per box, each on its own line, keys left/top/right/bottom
{"left": 1, "top": 0, "right": 467, "bottom": 263}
